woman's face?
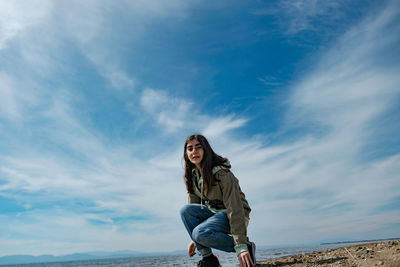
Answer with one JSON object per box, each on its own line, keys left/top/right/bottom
{"left": 186, "top": 139, "right": 204, "bottom": 168}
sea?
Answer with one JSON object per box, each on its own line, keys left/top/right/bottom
{"left": 0, "top": 241, "right": 391, "bottom": 267}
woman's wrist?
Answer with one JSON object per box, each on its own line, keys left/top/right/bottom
{"left": 234, "top": 243, "right": 248, "bottom": 256}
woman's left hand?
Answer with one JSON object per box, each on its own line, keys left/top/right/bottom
{"left": 238, "top": 251, "right": 253, "bottom": 267}
{"left": 187, "top": 240, "right": 196, "bottom": 257}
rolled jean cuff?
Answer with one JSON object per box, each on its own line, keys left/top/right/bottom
{"left": 198, "top": 247, "right": 212, "bottom": 257}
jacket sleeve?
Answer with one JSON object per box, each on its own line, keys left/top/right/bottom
{"left": 188, "top": 193, "right": 201, "bottom": 204}
{"left": 218, "top": 170, "right": 248, "bottom": 247}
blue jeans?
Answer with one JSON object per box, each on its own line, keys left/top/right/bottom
{"left": 180, "top": 204, "right": 235, "bottom": 256}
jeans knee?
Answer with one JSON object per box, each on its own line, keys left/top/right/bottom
{"left": 180, "top": 204, "right": 191, "bottom": 218}
{"left": 180, "top": 204, "right": 196, "bottom": 223}
{"left": 192, "top": 225, "right": 212, "bottom": 245}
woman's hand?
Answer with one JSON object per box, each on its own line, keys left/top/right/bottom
{"left": 238, "top": 251, "right": 253, "bottom": 267}
{"left": 187, "top": 241, "right": 196, "bottom": 257}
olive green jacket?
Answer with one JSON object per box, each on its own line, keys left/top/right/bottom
{"left": 188, "top": 165, "right": 251, "bottom": 250}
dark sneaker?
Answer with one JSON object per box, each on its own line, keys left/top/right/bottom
{"left": 248, "top": 242, "right": 256, "bottom": 267}
{"left": 197, "top": 254, "right": 221, "bottom": 267}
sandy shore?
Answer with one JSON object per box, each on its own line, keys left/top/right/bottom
{"left": 257, "top": 240, "right": 400, "bottom": 267}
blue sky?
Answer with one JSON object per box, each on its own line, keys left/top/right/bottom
{"left": 1, "top": 0, "right": 400, "bottom": 257}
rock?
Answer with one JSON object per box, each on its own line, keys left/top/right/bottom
{"left": 258, "top": 240, "right": 400, "bottom": 267}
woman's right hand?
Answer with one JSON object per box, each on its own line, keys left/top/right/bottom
{"left": 187, "top": 240, "right": 196, "bottom": 257}
{"left": 238, "top": 251, "right": 253, "bottom": 267}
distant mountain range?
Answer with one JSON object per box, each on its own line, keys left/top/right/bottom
{"left": 0, "top": 250, "right": 186, "bottom": 265}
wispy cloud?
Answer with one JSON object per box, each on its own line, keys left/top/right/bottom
{"left": 287, "top": 0, "right": 400, "bottom": 137}
{"left": 140, "top": 88, "right": 248, "bottom": 137}
{"left": 235, "top": 0, "right": 400, "bottom": 244}
{"left": 202, "top": 116, "right": 247, "bottom": 138}
{"left": 0, "top": 0, "right": 52, "bottom": 50}
{"left": 258, "top": 75, "right": 283, "bottom": 87}
{"left": 280, "top": 0, "right": 343, "bottom": 34}
{"left": 140, "top": 88, "right": 191, "bottom": 132}
{"left": 0, "top": 89, "right": 189, "bottom": 255}
{"left": 102, "top": 68, "right": 135, "bottom": 91}
{"left": 55, "top": 0, "right": 188, "bottom": 92}
{"left": 253, "top": 0, "right": 348, "bottom": 34}
{"left": 0, "top": 73, "right": 20, "bottom": 120}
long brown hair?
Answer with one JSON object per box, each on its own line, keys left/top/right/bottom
{"left": 183, "top": 134, "right": 227, "bottom": 195}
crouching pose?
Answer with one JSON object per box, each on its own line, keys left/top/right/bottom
{"left": 180, "top": 134, "right": 256, "bottom": 267}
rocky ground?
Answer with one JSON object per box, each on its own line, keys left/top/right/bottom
{"left": 257, "top": 240, "right": 400, "bottom": 267}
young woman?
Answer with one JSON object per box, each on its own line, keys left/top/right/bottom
{"left": 180, "top": 134, "right": 256, "bottom": 267}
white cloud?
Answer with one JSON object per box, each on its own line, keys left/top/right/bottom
{"left": 0, "top": 73, "right": 20, "bottom": 119}
{"left": 281, "top": 0, "right": 342, "bottom": 34}
{"left": 54, "top": 0, "right": 188, "bottom": 92}
{"left": 140, "top": 88, "right": 249, "bottom": 138}
{"left": 253, "top": 0, "right": 345, "bottom": 34}
{"left": 0, "top": 3, "right": 194, "bottom": 256}
{"left": 234, "top": 0, "right": 400, "bottom": 245}
{"left": 0, "top": 0, "right": 52, "bottom": 49}
{"left": 0, "top": 72, "right": 45, "bottom": 122}
{"left": 0, "top": 210, "right": 188, "bottom": 256}
{"left": 285, "top": 0, "right": 400, "bottom": 152}
{"left": 202, "top": 116, "right": 247, "bottom": 139}
{"left": 140, "top": 88, "right": 191, "bottom": 132}
{"left": 104, "top": 68, "right": 135, "bottom": 91}
{"left": 0, "top": 87, "right": 189, "bottom": 256}
{"left": 0, "top": 143, "right": 189, "bottom": 255}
